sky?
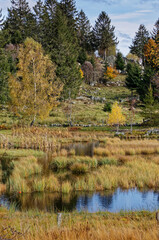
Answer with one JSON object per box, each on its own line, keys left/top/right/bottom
{"left": 0, "top": 0, "right": 158, "bottom": 56}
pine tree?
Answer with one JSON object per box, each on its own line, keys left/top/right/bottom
{"left": 93, "top": 11, "right": 118, "bottom": 61}
{"left": 115, "top": 52, "right": 125, "bottom": 71}
{"left": 129, "top": 24, "right": 149, "bottom": 65}
{"left": 4, "top": 0, "right": 36, "bottom": 44}
{"left": 8, "top": 38, "right": 62, "bottom": 124}
{"left": 51, "top": 7, "right": 82, "bottom": 99}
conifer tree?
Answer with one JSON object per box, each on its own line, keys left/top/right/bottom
{"left": 125, "top": 63, "right": 142, "bottom": 95}
{"left": 93, "top": 11, "right": 118, "bottom": 61}
{"left": 51, "top": 7, "right": 82, "bottom": 99}
{"left": 0, "top": 48, "right": 16, "bottom": 104}
{"left": 77, "top": 10, "right": 91, "bottom": 51}
{"left": 129, "top": 24, "right": 149, "bottom": 65}
{"left": 59, "top": 0, "right": 77, "bottom": 29}
{"left": 115, "top": 52, "right": 125, "bottom": 71}
{"left": 4, "top": 0, "right": 36, "bottom": 44}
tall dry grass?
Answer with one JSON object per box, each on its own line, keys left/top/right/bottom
{"left": 0, "top": 209, "right": 158, "bottom": 240}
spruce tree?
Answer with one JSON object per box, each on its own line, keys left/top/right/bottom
{"left": 4, "top": 0, "right": 36, "bottom": 44}
{"left": 59, "top": 0, "right": 77, "bottom": 29}
{"left": 0, "top": 9, "right": 4, "bottom": 28}
{"left": 51, "top": 7, "right": 82, "bottom": 99}
{"left": 0, "top": 48, "right": 16, "bottom": 104}
{"left": 125, "top": 63, "right": 142, "bottom": 95}
{"left": 152, "top": 18, "right": 159, "bottom": 40}
{"left": 115, "top": 52, "right": 125, "bottom": 71}
{"left": 129, "top": 24, "right": 149, "bottom": 65}
{"left": 77, "top": 10, "right": 91, "bottom": 51}
{"left": 93, "top": 11, "right": 118, "bottom": 61}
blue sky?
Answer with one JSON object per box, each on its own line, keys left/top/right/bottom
{"left": 0, "top": 0, "right": 158, "bottom": 56}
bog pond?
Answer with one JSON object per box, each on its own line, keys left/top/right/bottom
{"left": 1, "top": 188, "right": 159, "bottom": 213}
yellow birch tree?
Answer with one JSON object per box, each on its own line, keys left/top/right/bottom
{"left": 107, "top": 102, "right": 126, "bottom": 132}
{"left": 9, "top": 38, "right": 63, "bottom": 125}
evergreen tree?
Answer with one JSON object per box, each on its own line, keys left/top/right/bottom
{"left": 33, "top": 0, "right": 45, "bottom": 43}
{"left": 59, "top": 0, "right": 77, "bottom": 29}
{"left": 129, "top": 24, "right": 149, "bottom": 65}
{"left": 151, "top": 18, "right": 159, "bottom": 40}
{"left": 115, "top": 52, "right": 125, "bottom": 71}
{"left": 4, "top": 0, "right": 36, "bottom": 44}
{"left": 0, "top": 9, "right": 4, "bottom": 28}
{"left": 0, "top": 48, "right": 16, "bottom": 104}
{"left": 77, "top": 10, "right": 91, "bottom": 51}
{"left": 93, "top": 11, "right": 118, "bottom": 61}
{"left": 125, "top": 63, "right": 142, "bottom": 94}
{"left": 51, "top": 7, "right": 82, "bottom": 99}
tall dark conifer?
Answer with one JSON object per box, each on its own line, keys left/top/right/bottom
{"left": 52, "top": 7, "right": 82, "bottom": 99}
{"left": 129, "top": 24, "right": 149, "bottom": 65}
{"left": 93, "top": 11, "right": 118, "bottom": 61}
{"left": 4, "top": 0, "right": 36, "bottom": 44}
{"left": 77, "top": 10, "right": 91, "bottom": 48}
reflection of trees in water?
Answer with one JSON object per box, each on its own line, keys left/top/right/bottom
{"left": 5, "top": 193, "right": 78, "bottom": 212}
{"left": 98, "top": 194, "right": 113, "bottom": 209}
{"left": 62, "top": 142, "right": 99, "bottom": 157}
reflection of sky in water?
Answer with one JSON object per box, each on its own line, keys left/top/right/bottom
{"left": 76, "top": 189, "right": 159, "bottom": 213}
{"left": 1, "top": 188, "right": 159, "bottom": 213}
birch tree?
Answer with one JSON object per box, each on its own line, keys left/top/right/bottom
{"left": 9, "top": 38, "right": 62, "bottom": 124}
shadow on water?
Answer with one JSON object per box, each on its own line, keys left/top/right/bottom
{"left": 1, "top": 188, "right": 159, "bottom": 213}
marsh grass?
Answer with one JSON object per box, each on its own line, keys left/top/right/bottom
{"left": 70, "top": 163, "right": 89, "bottom": 174}
{"left": 0, "top": 207, "right": 158, "bottom": 240}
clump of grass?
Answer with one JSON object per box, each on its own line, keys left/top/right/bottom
{"left": 98, "top": 158, "right": 118, "bottom": 166}
{"left": 62, "top": 181, "right": 72, "bottom": 193}
{"left": 94, "top": 147, "right": 110, "bottom": 156}
{"left": 32, "top": 175, "right": 60, "bottom": 192}
{"left": 50, "top": 157, "right": 73, "bottom": 171}
{"left": 68, "top": 149, "right": 76, "bottom": 156}
{"left": 60, "top": 149, "right": 68, "bottom": 157}
{"left": 70, "top": 163, "right": 88, "bottom": 174}
{"left": 13, "top": 156, "right": 42, "bottom": 178}
{"left": 9, "top": 176, "right": 30, "bottom": 193}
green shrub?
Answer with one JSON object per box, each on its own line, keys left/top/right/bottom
{"left": 103, "top": 102, "right": 112, "bottom": 112}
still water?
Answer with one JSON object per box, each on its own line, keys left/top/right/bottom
{"left": 1, "top": 188, "right": 159, "bottom": 213}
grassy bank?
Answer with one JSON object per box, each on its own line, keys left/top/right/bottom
{"left": 0, "top": 207, "right": 158, "bottom": 240}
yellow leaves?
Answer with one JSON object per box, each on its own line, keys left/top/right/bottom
{"left": 9, "top": 38, "right": 63, "bottom": 120}
{"left": 107, "top": 102, "right": 126, "bottom": 126}
{"left": 144, "top": 36, "right": 159, "bottom": 69}
{"left": 104, "top": 66, "right": 118, "bottom": 80}
{"left": 79, "top": 68, "right": 84, "bottom": 79}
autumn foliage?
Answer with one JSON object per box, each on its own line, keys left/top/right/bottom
{"left": 107, "top": 102, "right": 126, "bottom": 131}
{"left": 9, "top": 38, "right": 63, "bottom": 122}
{"left": 104, "top": 66, "right": 118, "bottom": 80}
{"left": 144, "top": 35, "right": 159, "bottom": 70}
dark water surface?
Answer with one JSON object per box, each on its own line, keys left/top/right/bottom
{"left": 1, "top": 188, "right": 159, "bottom": 213}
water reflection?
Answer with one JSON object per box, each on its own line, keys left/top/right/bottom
{"left": 61, "top": 141, "right": 99, "bottom": 157}
{"left": 1, "top": 188, "right": 159, "bottom": 213}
